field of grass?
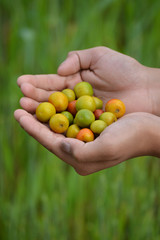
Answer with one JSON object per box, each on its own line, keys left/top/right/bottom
{"left": 1, "top": 0, "right": 160, "bottom": 239}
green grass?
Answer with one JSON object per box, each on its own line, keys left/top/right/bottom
{"left": 0, "top": 0, "right": 160, "bottom": 239}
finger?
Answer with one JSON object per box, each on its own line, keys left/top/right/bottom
{"left": 57, "top": 49, "right": 95, "bottom": 76}
{"left": 19, "top": 97, "right": 39, "bottom": 113}
{"left": 60, "top": 137, "right": 122, "bottom": 175}
{"left": 60, "top": 137, "right": 105, "bottom": 163}
{"left": 80, "top": 69, "right": 99, "bottom": 85}
{"left": 17, "top": 73, "right": 83, "bottom": 91}
{"left": 20, "top": 82, "right": 54, "bottom": 101}
{"left": 14, "top": 109, "right": 87, "bottom": 169}
{"left": 17, "top": 74, "right": 67, "bottom": 90}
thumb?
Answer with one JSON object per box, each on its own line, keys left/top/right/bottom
{"left": 60, "top": 137, "right": 101, "bottom": 163}
{"left": 57, "top": 49, "right": 94, "bottom": 76}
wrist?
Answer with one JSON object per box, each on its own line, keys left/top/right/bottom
{"left": 123, "top": 113, "right": 160, "bottom": 159}
{"left": 134, "top": 114, "right": 156, "bottom": 157}
{"left": 145, "top": 66, "right": 160, "bottom": 116}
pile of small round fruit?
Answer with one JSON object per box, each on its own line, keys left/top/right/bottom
{"left": 36, "top": 82, "right": 126, "bottom": 142}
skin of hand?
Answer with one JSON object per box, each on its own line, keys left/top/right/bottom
{"left": 14, "top": 46, "right": 160, "bottom": 175}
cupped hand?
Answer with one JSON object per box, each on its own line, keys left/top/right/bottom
{"left": 14, "top": 107, "right": 157, "bottom": 175}
{"left": 58, "top": 46, "right": 153, "bottom": 114}
{"left": 17, "top": 47, "right": 152, "bottom": 115}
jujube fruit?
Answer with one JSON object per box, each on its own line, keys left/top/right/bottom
{"left": 105, "top": 99, "right": 125, "bottom": 118}
{"left": 49, "top": 114, "right": 69, "bottom": 133}
{"left": 90, "top": 120, "right": 107, "bottom": 135}
{"left": 74, "top": 109, "right": 95, "bottom": 128}
{"left": 67, "top": 100, "right": 77, "bottom": 116}
{"left": 76, "top": 128, "right": 94, "bottom": 142}
{"left": 62, "top": 89, "right": 76, "bottom": 102}
{"left": 36, "top": 102, "right": 56, "bottom": 122}
{"left": 61, "top": 111, "right": 74, "bottom": 125}
{"left": 74, "top": 81, "right": 93, "bottom": 98}
{"left": 76, "top": 95, "right": 96, "bottom": 112}
{"left": 99, "top": 112, "right": 117, "bottom": 125}
{"left": 66, "top": 124, "right": 80, "bottom": 138}
{"left": 48, "top": 92, "right": 68, "bottom": 112}
{"left": 92, "top": 96, "right": 103, "bottom": 109}
{"left": 94, "top": 109, "right": 104, "bottom": 120}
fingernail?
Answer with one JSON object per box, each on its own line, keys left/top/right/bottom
{"left": 61, "top": 142, "right": 71, "bottom": 154}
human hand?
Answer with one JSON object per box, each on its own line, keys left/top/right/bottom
{"left": 14, "top": 108, "right": 160, "bottom": 175}
{"left": 58, "top": 46, "right": 160, "bottom": 116}
{"left": 16, "top": 46, "right": 160, "bottom": 116}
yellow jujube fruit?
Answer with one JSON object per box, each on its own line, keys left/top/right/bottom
{"left": 48, "top": 92, "right": 68, "bottom": 112}
{"left": 49, "top": 114, "right": 69, "bottom": 133}
{"left": 36, "top": 102, "right": 56, "bottom": 122}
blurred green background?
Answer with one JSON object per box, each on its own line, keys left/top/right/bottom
{"left": 0, "top": 0, "right": 160, "bottom": 239}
